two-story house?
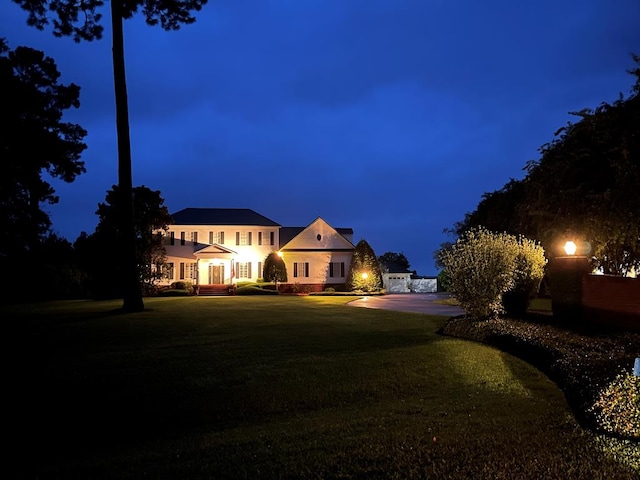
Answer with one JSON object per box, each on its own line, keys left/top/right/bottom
{"left": 162, "top": 208, "right": 355, "bottom": 291}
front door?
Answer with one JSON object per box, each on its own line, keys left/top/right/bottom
{"left": 208, "top": 265, "right": 225, "bottom": 284}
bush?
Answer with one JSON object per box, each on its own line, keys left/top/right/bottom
{"left": 439, "top": 227, "right": 546, "bottom": 319}
{"left": 346, "top": 239, "right": 383, "bottom": 292}
{"left": 171, "top": 281, "right": 193, "bottom": 291}
{"left": 590, "top": 369, "right": 640, "bottom": 440}
{"left": 236, "top": 285, "right": 278, "bottom": 295}
{"left": 159, "top": 289, "right": 191, "bottom": 297}
{"left": 324, "top": 287, "right": 336, "bottom": 293}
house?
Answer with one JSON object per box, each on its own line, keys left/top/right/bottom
{"left": 161, "top": 208, "right": 355, "bottom": 292}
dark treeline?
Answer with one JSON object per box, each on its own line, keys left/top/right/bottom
{"left": 445, "top": 56, "right": 640, "bottom": 277}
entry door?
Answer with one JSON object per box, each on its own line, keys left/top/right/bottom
{"left": 208, "top": 265, "right": 225, "bottom": 284}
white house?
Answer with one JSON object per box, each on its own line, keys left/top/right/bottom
{"left": 161, "top": 208, "right": 355, "bottom": 292}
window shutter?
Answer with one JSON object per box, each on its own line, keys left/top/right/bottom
{"left": 270, "top": 231, "right": 275, "bottom": 246}
{"left": 248, "top": 262, "right": 252, "bottom": 279}
{"left": 258, "top": 232, "right": 262, "bottom": 246}
{"left": 294, "top": 263, "right": 298, "bottom": 278}
{"left": 329, "top": 263, "right": 334, "bottom": 278}
{"left": 236, "top": 232, "right": 240, "bottom": 245}
{"left": 258, "top": 262, "right": 262, "bottom": 278}
{"left": 180, "top": 232, "right": 185, "bottom": 246}
{"left": 170, "top": 231, "right": 175, "bottom": 245}
{"left": 248, "top": 232, "right": 252, "bottom": 245}
{"left": 180, "top": 262, "right": 185, "bottom": 279}
{"left": 193, "top": 232, "right": 198, "bottom": 245}
{"left": 341, "top": 262, "right": 345, "bottom": 277}
{"left": 305, "top": 262, "right": 309, "bottom": 277}
{"left": 220, "top": 232, "right": 225, "bottom": 244}
{"left": 209, "top": 231, "right": 213, "bottom": 244}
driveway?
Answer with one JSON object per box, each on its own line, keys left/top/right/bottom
{"left": 348, "top": 293, "right": 465, "bottom": 316}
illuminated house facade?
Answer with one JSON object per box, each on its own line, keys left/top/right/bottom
{"left": 161, "top": 208, "right": 355, "bottom": 290}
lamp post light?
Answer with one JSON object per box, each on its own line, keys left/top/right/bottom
{"left": 548, "top": 239, "right": 591, "bottom": 324}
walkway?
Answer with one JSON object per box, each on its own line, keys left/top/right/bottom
{"left": 348, "top": 293, "right": 465, "bottom": 316}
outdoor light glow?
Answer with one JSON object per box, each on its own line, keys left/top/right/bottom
{"left": 564, "top": 241, "right": 577, "bottom": 255}
{"left": 361, "top": 272, "right": 369, "bottom": 279}
{"left": 277, "top": 251, "right": 283, "bottom": 257}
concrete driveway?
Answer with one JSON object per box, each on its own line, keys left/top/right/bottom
{"left": 348, "top": 293, "right": 465, "bottom": 316}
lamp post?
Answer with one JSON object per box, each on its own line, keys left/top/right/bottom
{"left": 548, "top": 240, "right": 591, "bottom": 323}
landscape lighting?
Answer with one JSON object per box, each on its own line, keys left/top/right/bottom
{"left": 563, "top": 241, "right": 577, "bottom": 256}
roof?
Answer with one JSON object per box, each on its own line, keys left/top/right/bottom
{"left": 279, "top": 226, "right": 353, "bottom": 246}
{"left": 171, "top": 208, "right": 280, "bottom": 227}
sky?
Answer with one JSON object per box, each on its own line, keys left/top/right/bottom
{"left": 2, "top": 0, "right": 639, "bottom": 276}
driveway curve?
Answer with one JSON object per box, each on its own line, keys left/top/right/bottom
{"left": 348, "top": 293, "right": 465, "bottom": 316}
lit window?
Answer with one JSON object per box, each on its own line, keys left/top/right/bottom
{"left": 294, "top": 262, "right": 309, "bottom": 278}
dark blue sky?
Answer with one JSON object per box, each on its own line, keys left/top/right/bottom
{"left": 3, "top": 0, "right": 639, "bottom": 275}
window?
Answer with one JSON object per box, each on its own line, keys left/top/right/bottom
{"left": 258, "top": 231, "right": 274, "bottom": 246}
{"left": 165, "top": 262, "right": 174, "bottom": 280}
{"left": 169, "top": 231, "right": 175, "bottom": 246}
{"left": 329, "top": 262, "right": 345, "bottom": 278}
{"left": 187, "top": 262, "right": 197, "bottom": 279}
{"left": 293, "top": 262, "right": 309, "bottom": 278}
{"left": 209, "top": 231, "right": 224, "bottom": 244}
{"left": 238, "top": 262, "right": 252, "bottom": 279}
{"left": 180, "top": 232, "right": 185, "bottom": 246}
{"left": 236, "top": 232, "right": 252, "bottom": 246}
{"left": 191, "top": 231, "right": 198, "bottom": 245}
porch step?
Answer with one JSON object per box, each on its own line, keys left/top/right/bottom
{"left": 197, "top": 284, "right": 233, "bottom": 296}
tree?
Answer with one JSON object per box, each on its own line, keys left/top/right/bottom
{"left": 14, "top": 0, "right": 207, "bottom": 311}
{"left": 346, "top": 240, "right": 383, "bottom": 292}
{"left": 378, "top": 251, "right": 411, "bottom": 273}
{"left": 439, "top": 228, "right": 546, "bottom": 319}
{"left": 263, "top": 253, "right": 287, "bottom": 286}
{"left": 86, "top": 185, "right": 172, "bottom": 298}
{"left": 0, "top": 39, "right": 86, "bottom": 259}
{"left": 446, "top": 57, "right": 640, "bottom": 276}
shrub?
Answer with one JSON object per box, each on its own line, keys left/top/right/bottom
{"left": 236, "top": 285, "right": 278, "bottom": 295}
{"left": 324, "top": 287, "right": 336, "bottom": 293}
{"left": 171, "top": 281, "right": 193, "bottom": 291}
{"left": 159, "top": 289, "right": 191, "bottom": 297}
{"left": 439, "top": 227, "right": 546, "bottom": 319}
{"left": 262, "top": 253, "right": 288, "bottom": 284}
{"left": 590, "top": 369, "right": 640, "bottom": 440}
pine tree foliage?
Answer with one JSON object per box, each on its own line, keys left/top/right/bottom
{"left": 346, "top": 240, "right": 383, "bottom": 292}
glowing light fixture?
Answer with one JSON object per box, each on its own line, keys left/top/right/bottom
{"left": 564, "top": 241, "right": 577, "bottom": 256}
{"left": 361, "top": 272, "right": 369, "bottom": 279}
{"left": 277, "top": 251, "right": 283, "bottom": 257}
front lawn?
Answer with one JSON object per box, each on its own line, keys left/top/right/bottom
{"left": 5, "top": 297, "right": 638, "bottom": 478}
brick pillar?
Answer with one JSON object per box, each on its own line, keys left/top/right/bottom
{"left": 548, "top": 255, "right": 591, "bottom": 323}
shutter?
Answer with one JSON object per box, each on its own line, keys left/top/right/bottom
{"left": 258, "top": 262, "right": 262, "bottom": 279}
{"left": 270, "top": 231, "right": 275, "bottom": 246}
{"left": 236, "top": 232, "right": 240, "bottom": 245}
{"left": 294, "top": 263, "right": 298, "bottom": 278}
{"left": 209, "top": 231, "right": 213, "bottom": 244}
{"left": 258, "top": 232, "right": 262, "bottom": 246}
{"left": 220, "top": 232, "right": 225, "bottom": 244}
{"left": 329, "top": 262, "right": 334, "bottom": 278}
{"left": 248, "top": 232, "right": 252, "bottom": 245}
{"left": 341, "top": 262, "right": 345, "bottom": 277}
{"left": 193, "top": 232, "right": 198, "bottom": 245}
{"left": 181, "top": 232, "right": 185, "bottom": 245}
{"left": 170, "top": 231, "right": 175, "bottom": 245}
{"left": 248, "top": 262, "right": 252, "bottom": 279}
{"left": 180, "top": 262, "right": 185, "bottom": 280}
{"left": 305, "top": 262, "right": 309, "bottom": 277}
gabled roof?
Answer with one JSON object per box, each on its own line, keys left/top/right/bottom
{"left": 280, "top": 217, "right": 354, "bottom": 250}
{"left": 171, "top": 208, "right": 280, "bottom": 226}
{"left": 279, "top": 226, "right": 353, "bottom": 246}
{"left": 194, "top": 244, "right": 237, "bottom": 255}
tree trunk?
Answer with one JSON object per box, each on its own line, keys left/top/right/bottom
{"left": 110, "top": 0, "right": 144, "bottom": 312}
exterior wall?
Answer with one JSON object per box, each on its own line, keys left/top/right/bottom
{"left": 160, "top": 224, "right": 280, "bottom": 285}
{"left": 582, "top": 274, "right": 640, "bottom": 331}
{"left": 282, "top": 251, "right": 352, "bottom": 285}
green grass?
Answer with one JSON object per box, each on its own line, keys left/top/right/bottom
{"left": 5, "top": 297, "right": 638, "bottom": 479}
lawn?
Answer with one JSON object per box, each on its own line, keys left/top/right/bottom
{"left": 5, "top": 296, "right": 638, "bottom": 479}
